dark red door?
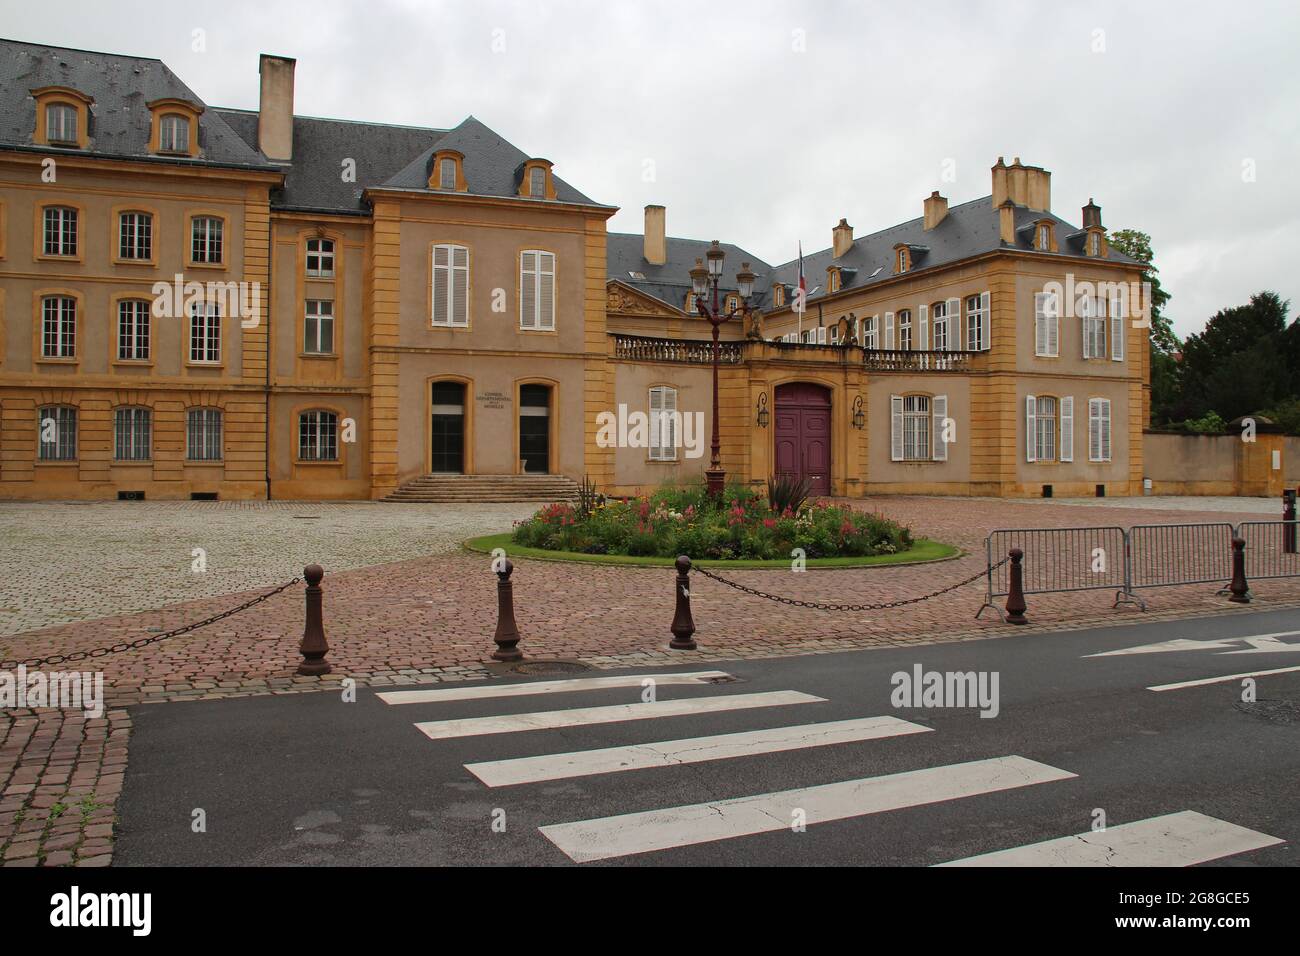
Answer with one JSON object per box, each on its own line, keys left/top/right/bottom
{"left": 773, "top": 383, "right": 831, "bottom": 495}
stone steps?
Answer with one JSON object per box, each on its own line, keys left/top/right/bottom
{"left": 383, "top": 474, "right": 581, "bottom": 503}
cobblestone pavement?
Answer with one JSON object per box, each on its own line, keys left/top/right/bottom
{"left": 0, "top": 500, "right": 537, "bottom": 637}
{"left": 2, "top": 494, "right": 1298, "bottom": 866}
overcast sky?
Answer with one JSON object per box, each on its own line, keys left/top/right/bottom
{"left": 4, "top": 0, "right": 1297, "bottom": 340}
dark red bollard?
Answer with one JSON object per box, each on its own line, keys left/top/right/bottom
{"left": 669, "top": 555, "right": 697, "bottom": 650}
{"left": 1004, "top": 548, "right": 1028, "bottom": 625}
{"left": 1283, "top": 490, "right": 1297, "bottom": 554}
{"left": 1228, "top": 537, "right": 1251, "bottom": 604}
{"left": 297, "top": 564, "right": 332, "bottom": 676}
{"left": 492, "top": 558, "right": 524, "bottom": 662}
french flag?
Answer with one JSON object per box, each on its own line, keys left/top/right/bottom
{"left": 794, "top": 241, "right": 807, "bottom": 315}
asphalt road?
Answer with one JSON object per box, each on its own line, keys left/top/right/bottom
{"left": 114, "top": 606, "right": 1300, "bottom": 867}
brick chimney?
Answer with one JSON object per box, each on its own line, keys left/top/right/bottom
{"left": 923, "top": 191, "right": 949, "bottom": 230}
{"left": 999, "top": 199, "right": 1017, "bottom": 245}
{"left": 992, "top": 156, "right": 1050, "bottom": 212}
{"left": 643, "top": 205, "right": 666, "bottom": 265}
{"left": 1082, "top": 197, "right": 1102, "bottom": 229}
{"left": 258, "top": 54, "right": 296, "bottom": 162}
{"left": 991, "top": 157, "right": 1009, "bottom": 207}
{"left": 832, "top": 218, "right": 853, "bottom": 258}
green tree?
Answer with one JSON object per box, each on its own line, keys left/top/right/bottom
{"left": 1107, "top": 228, "right": 1179, "bottom": 424}
{"left": 1177, "top": 291, "right": 1294, "bottom": 422}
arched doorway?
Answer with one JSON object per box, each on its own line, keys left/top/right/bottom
{"left": 519, "top": 383, "right": 552, "bottom": 473}
{"left": 774, "top": 383, "right": 831, "bottom": 495}
{"left": 430, "top": 380, "right": 466, "bottom": 473}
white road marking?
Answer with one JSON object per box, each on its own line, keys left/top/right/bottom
{"left": 1086, "top": 631, "right": 1300, "bottom": 658}
{"left": 539, "top": 755, "right": 1074, "bottom": 863}
{"left": 413, "top": 690, "right": 824, "bottom": 740}
{"left": 465, "top": 716, "right": 933, "bottom": 787}
{"left": 376, "top": 671, "right": 733, "bottom": 705}
{"left": 1147, "top": 664, "right": 1300, "bottom": 692}
{"left": 935, "top": 811, "right": 1283, "bottom": 867}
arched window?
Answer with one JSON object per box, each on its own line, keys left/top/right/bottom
{"left": 306, "top": 237, "right": 335, "bottom": 277}
{"left": 117, "top": 299, "right": 151, "bottom": 361}
{"left": 159, "top": 114, "right": 191, "bottom": 153}
{"left": 45, "top": 103, "right": 78, "bottom": 144}
{"left": 649, "top": 386, "right": 678, "bottom": 461}
{"left": 889, "top": 394, "right": 949, "bottom": 462}
{"left": 42, "top": 206, "right": 78, "bottom": 257}
{"left": 191, "top": 216, "right": 223, "bottom": 264}
{"left": 118, "top": 211, "right": 153, "bottom": 261}
{"left": 897, "top": 309, "right": 913, "bottom": 350}
{"left": 186, "top": 408, "right": 223, "bottom": 461}
{"left": 299, "top": 410, "right": 339, "bottom": 461}
{"left": 114, "top": 407, "right": 152, "bottom": 461}
{"left": 41, "top": 295, "right": 76, "bottom": 358}
{"left": 529, "top": 167, "right": 546, "bottom": 198}
{"left": 1026, "top": 394, "right": 1074, "bottom": 463}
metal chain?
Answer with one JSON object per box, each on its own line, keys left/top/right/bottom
{"left": 0, "top": 578, "right": 302, "bottom": 671}
{"left": 691, "top": 558, "right": 1007, "bottom": 612}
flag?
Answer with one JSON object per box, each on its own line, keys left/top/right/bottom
{"left": 794, "top": 242, "right": 807, "bottom": 315}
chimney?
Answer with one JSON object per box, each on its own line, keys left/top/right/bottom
{"left": 1025, "top": 164, "right": 1051, "bottom": 213}
{"left": 643, "top": 205, "right": 666, "bottom": 266}
{"left": 1009, "top": 157, "right": 1028, "bottom": 207}
{"left": 991, "top": 157, "right": 1009, "bottom": 207}
{"left": 832, "top": 218, "right": 853, "bottom": 258}
{"left": 258, "top": 53, "right": 296, "bottom": 162}
{"left": 998, "top": 199, "right": 1017, "bottom": 245}
{"left": 1081, "top": 197, "right": 1102, "bottom": 229}
{"left": 923, "top": 191, "right": 949, "bottom": 230}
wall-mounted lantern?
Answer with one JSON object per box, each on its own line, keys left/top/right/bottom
{"left": 852, "top": 395, "right": 865, "bottom": 430}
{"left": 756, "top": 392, "right": 770, "bottom": 428}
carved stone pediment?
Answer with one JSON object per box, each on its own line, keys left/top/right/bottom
{"left": 606, "top": 281, "right": 680, "bottom": 318}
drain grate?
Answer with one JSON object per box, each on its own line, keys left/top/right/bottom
{"left": 512, "top": 660, "right": 592, "bottom": 676}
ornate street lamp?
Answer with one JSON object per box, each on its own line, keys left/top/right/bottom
{"left": 691, "top": 241, "right": 755, "bottom": 497}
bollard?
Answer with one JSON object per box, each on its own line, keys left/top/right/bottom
{"left": 297, "top": 564, "right": 332, "bottom": 676}
{"left": 1284, "top": 489, "right": 1297, "bottom": 554}
{"left": 1004, "top": 548, "right": 1028, "bottom": 625}
{"left": 669, "top": 555, "right": 697, "bottom": 650}
{"left": 1228, "top": 537, "right": 1251, "bottom": 604}
{"left": 492, "top": 558, "right": 524, "bottom": 662}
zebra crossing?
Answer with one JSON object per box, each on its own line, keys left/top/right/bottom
{"left": 378, "top": 670, "right": 1285, "bottom": 866}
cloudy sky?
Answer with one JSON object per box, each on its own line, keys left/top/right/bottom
{"left": 5, "top": 0, "right": 1297, "bottom": 339}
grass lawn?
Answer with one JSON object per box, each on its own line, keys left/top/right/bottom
{"left": 464, "top": 532, "right": 960, "bottom": 569}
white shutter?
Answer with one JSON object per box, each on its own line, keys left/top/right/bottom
{"left": 932, "top": 394, "right": 948, "bottom": 461}
{"left": 1034, "top": 294, "right": 1048, "bottom": 356}
{"left": 452, "top": 246, "right": 468, "bottom": 326}
{"left": 918, "top": 304, "right": 929, "bottom": 350}
{"left": 649, "top": 387, "right": 664, "bottom": 459}
{"left": 979, "top": 291, "right": 991, "bottom": 351}
{"left": 1060, "top": 396, "right": 1074, "bottom": 463}
{"left": 817, "top": 326, "right": 827, "bottom": 344}
{"left": 1101, "top": 399, "right": 1112, "bottom": 461}
{"left": 1080, "top": 295, "right": 1093, "bottom": 359}
{"left": 539, "top": 252, "right": 555, "bottom": 330}
{"left": 432, "top": 246, "right": 449, "bottom": 325}
{"left": 1110, "top": 295, "right": 1124, "bottom": 361}
{"left": 664, "top": 386, "right": 677, "bottom": 457}
{"left": 885, "top": 312, "right": 895, "bottom": 349}
{"left": 1048, "top": 294, "right": 1060, "bottom": 355}
{"left": 890, "top": 395, "right": 904, "bottom": 462}
{"left": 869, "top": 314, "right": 879, "bottom": 349}
{"left": 1088, "top": 399, "right": 1100, "bottom": 461}
{"left": 946, "top": 297, "right": 961, "bottom": 351}
{"left": 1025, "top": 395, "right": 1037, "bottom": 462}
{"left": 520, "top": 252, "right": 536, "bottom": 329}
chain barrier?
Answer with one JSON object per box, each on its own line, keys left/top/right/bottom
{"left": 0, "top": 578, "right": 302, "bottom": 671}
{"left": 691, "top": 558, "right": 1006, "bottom": 612}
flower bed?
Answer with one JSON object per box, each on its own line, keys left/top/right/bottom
{"left": 510, "top": 483, "right": 914, "bottom": 561}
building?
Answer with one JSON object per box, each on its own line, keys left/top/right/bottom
{"left": 0, "top": 39, "right": 1150, "bottom": 501}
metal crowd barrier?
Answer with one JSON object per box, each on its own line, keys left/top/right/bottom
{"left": 1236, "top": 520, "right": 1300, "bottom": 581}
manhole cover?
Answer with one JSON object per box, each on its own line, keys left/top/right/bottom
{"left": 512, "top": 660, "right": 592, "bottom": 675}
{"left": 1233, "top": 699, "right": 1300, "bottom": 725}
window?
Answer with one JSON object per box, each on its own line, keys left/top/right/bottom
{"left": 46, "top": 104, "right": 78, "bottom": 144}
{"left": 304, "top": 300, "right": 335, "bottom": 354}
{"left": 186, "top": 408, "right": 223, "bottom": 461}
{"left": 897, "top": 309, "right": 913, "bottom": 350}
{"left": 772, "top": 286, "right": 785, "bottom": 308}
{"left": 828, "top": 269, "right": 841, "bottom": 293}
{"left": 1034, "top": 292, "right": 1059, "bottom": 357}
{"left": 649, "top": 386, "right": 678, "bottom": 461}
{"left": 1088, "top": 398, "right": 1112, "bottom": 462}
{"left": 897, "top": 248, "right": 908, "bottom": 273}
{"left": 725, "top": 293, "right": 740, "bottom": 313}
{"left": 520, "top": 250, "right": 555, "bottom": 330}
{"left": 863, "top": 314, "right": 878, "bottom": 349}
{"left": 43, "top": 206, "right": 78, "bottom": 256}
{"left": 1088, "top": 232, "right": 1102, "bottom": 257}
{"left": 1026, "top": 394, "right": 1073, "bottom": 463}
{"left": 439, "top": 158, "right": 457, "bottom": 190}
{"left": 38, "top": 406, "right": 76, "bottom": 461}
{"left": 114, "top": 407, "right": 152, "bottom": 462}
{"left": 118, "top": 212, "right": 153, "bottom": 261}
{"left": 191, "top": 216, "right": 223, "bottom": 264}
{"left": 159, "top": 114, "right": 190, "bottom": 153}
{"left": 1036, "top": 224, "right": 1051, "bottom": 251}
{"left": 299, "top": 410, "right": 338, "bottom": 461}
{"left": 431, "top": 244, "right": 469, "bottom": 327}
{"left": 306, "top": 238, "right": 335, "bottom": 278}
{"left": 117, "top": 299, "right": 151, "bottom": 360}
{"left": 965, "top": 293, "right": 990, "bottom": 351}
{"left": 41, "top": 296, "right": 76, "bottom": 358}
{"left": 685, "top": 292, "right": 697, "bottom": 313}
{"left": 529, "top": 166, "right": 546, "bottom": 198}
{"left": 188, "top": 302, "right": 221, "bottom": 363}
{"left": 889, "top": 394, "right": 948, "bottom": 462}
{"left": 1109, "top": 292, "right": 1126, "bottom": 362}
{"left": 932, "top": 301, "right": 949, "bottom": 351}
{"left": 1081, "top": 295, "right": 1106, "bottom": 359}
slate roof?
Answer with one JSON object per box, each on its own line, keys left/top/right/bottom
{"left": 0, "top": 38, "right": 272, "bottom": 170}
{"left": 606, "top": 233, "right": 775, "bottom": 313}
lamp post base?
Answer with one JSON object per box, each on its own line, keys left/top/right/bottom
{"left": 705, "top": 467, "right": 726, "bottom": 498}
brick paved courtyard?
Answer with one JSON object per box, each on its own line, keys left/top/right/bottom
{"left": 3, "top": 493, "right": 1299, "bottom": 866}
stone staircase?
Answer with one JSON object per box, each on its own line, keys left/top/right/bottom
{"left": 382, "top": 474, "right": 581, "bottom": 503}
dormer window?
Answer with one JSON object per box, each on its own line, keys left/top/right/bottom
{"left": 429, "top": 150, "right": 466, "bottom": 191}
{"left": 46, "top": 104, "right": 78, "bottom": 145}
{"left": 772, "top": 285, "right": 785, "bottom": 308}
{"left": 895, "top": 246, "right": 910, "bottom": 274}
{"left": 1034, "top": 221, "right": 1056, "bottom": 252}
{"left": 827, "top": 268, "right": 842, "bottom": 293}
{"left": 1086, "top": 229, "right": 1106, "bottom": 258}
{"left": 725, "top": 293, "right": 740, "bottom": 312}
{"left": 159, "top": 114, "right": 190, "bottom": 153}
{"left": 685, "top": 292, "right": 697, "bottom": 313}
{"left": 517, "top": 159, "right": 555, "bottom": 200}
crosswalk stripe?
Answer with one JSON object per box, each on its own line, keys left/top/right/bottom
{"left": 935, "top": 810, "right": 1284, "bottom": 867}
{"left": 376, "top": 671, "right": 734, "bottom": 705}
{"left": 1148, "top": 664, "right": 1300, "bottom": 692}
{"left": 413, "top": 690, "right": 824, "bottom": 740}
{"left": 465, "top": 716, "right": 933, "bottom": 787}
{"left": 539, "top": 755, "right": 1074, "bottom": 863}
